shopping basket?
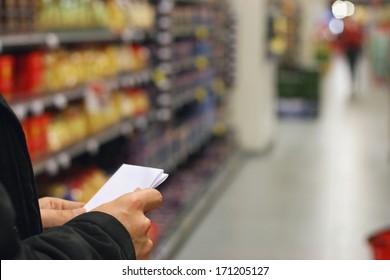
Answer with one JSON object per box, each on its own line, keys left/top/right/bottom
{"left": 368, "top": 229, "right": 390, "bottom": 260}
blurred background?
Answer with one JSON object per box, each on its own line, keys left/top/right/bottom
{"left": 0, "top": 0, "right": 389, "bottom": 259}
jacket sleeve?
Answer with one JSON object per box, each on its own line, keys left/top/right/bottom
{"left": 0, "top": 94, "right": 136, "bottom": 260}
{"left": 0, "top": 180, "right": 21, "bottom": 259}
{"left": 20, "top": 212, "right": 136, "bottom": 260}
{"left": 1, "top": 180, "right": 136, "bottom": 260}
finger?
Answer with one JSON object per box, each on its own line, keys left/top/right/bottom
{"left": 134, "top": 189, "right": 163, "bottom": 212}
{"left": 41, "top": 208, "right": 86, "bottom": 229}
{"left": 38, "top": 197, "right": 51, "bottom": 209}
{"left": 39, "top": 197, "right": 85, "bottom": 210}
{"left": 52, "top": 198, "right": 85, "bottom": 210}
{"left": 58, "top": 199, "right": 85, "bottom": 210}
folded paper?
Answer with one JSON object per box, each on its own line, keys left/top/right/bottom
{"left": 85, "top": 164, "right": 168, "bottom": 211}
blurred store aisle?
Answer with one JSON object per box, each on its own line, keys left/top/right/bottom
{"left": 174, "top": 54, "right": 390, "bottom": 260}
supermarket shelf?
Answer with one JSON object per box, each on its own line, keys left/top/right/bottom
{"left": 172, "top": 88, "right": 199, "bottom": 109}
{"left": 11, "top": 69, "right": 152, "bottom": 120}
{"left": 172, "top": 84, "right": 211, "bottom": 109}
{"left": 55, "top": 29, "right": 148, "bottom": 44}
{"left": 174, "top": 0, "right": 210, "bottom": 5}
{"left": 172, "top": 57, "right": 196, "bottom": 74}
{"left": 163, "top": 129, "right": 213, "bottom": 173}
{"left": 214, "top": 89, "right": 231, "bottom": 104}
{"left": 0, "top": 29, "right": 148, "bottom": 53}
{"left": 159, "top": 55, "right": 214, "bottom": 75}
{"left": 32, "top": 113, "right": 152, "bottom": 176}
{"left": 151, "top": 148, "right": 241, "bottom": 260}
{"left": 172, "top": 28, "right": 196, "bottom": 39}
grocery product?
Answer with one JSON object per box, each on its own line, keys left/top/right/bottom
{"left": 0, "top": 55, "right": 14, "bottom": 100}
{"left": 128, "top": 88, "right": 150, "bottom": 116}
{"left": 38, "top": 167, "right": 109, "bottom": 203}
{"left": 22, "top": 113, "right": 51, "bottom": 160}
{"left": 14, "top": 51, "right": 44, "bottom": 97}
{"left": 0, "top": 0, "right": 35, "bottom": 34}
{"left": 35, "top": 0, "right": 155, "bottom": 33}
{"left": 0, "top": 44, "right": 151, "bottom": 101}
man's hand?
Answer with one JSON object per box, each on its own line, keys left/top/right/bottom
{"left": 92, "top": 188, "right": 163, "bottom": 260}
{"left": 39, "top": 197, "right": 86, "bottom": 229}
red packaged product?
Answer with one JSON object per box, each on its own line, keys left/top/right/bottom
{"left": 26, "top": 51, "right": 44, "bottom": 94}
{"left": 29, "top": 114, "right": 51, "bottom": 159}
{"left": 0, "top": 55, "right": 15, "bottom": 101}
{"left": 132, "top": 44, "right": 149, "bottom": 70}
{"left": 128, "top": 88, "right": 150, "bottom": 116}
{"left": 14, "top": 54, "right": 28, "bottom": 96}
{"left": 14, "top": 51, "right": 44, "bottom": 98}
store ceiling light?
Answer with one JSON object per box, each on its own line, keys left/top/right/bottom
{"left": 329, "top": 18, "right": 345, "bottom": 34}
{"left": 332, "top": 0, "right": 348, "bottom": 19}
{"left": 345, "top": 1, "right": 355, "bottom": 16}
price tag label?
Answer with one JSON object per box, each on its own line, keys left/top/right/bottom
{"left": 158, "top": 17, "right": 172, "bottom": 30}
{"left": 12, "top": 104, "right": 28, "bottom": 120}
{"left": 195, "top": 87, "right": 208, "bottom": 102}
{"left": 159, "top": 80, "right": 172, "bottom": 91}
{"left": 157, "top": 93, "right": 172, "bottom": 106}
{"left": 195, "top": 26, "right": 210, "bottom": 40}
{"left": 195, "top": 56, "right": 209, "bottom": 71}
{"left": 31, "top": 100, "right": 45, "bottom": 116}
{"left": 214, "top": 122, "right": 227, "bottom": 136}
{"left": 158, "top": 0, "right": 174, "bottom": 14}
{"left": 123, "top": 75, "right": 135, "bottom": 87}
{"left": 157, "top": 32, "right": 172, "bottom": 45}
{"left": 135, "top": 73, "right": 143, "bottom": 84}
{"left": 84, "top": 81, "right": 110, "bottom": 113}
{"left": 160, "top": 62, "right": 173, "bottom": 75}
{"left": 152, "top": 69, "right": 167, "bottom": 86}
{"left": 46, "top": 159, "right": 59, "bottom": 176}
{"left": 142, "top": 70, "right": 151, "bottom": 83}
{"left": 121, "top": 28, "right": 135, "bottom": 43}
{"left": 134, "top": 116, "right": 148, "bottom": 130}
{"left": 120, "top": 122, "right": 134, "bottom": 136}
{"left": 213, "top": 79, "right": 226, "bottom": 95}
{"left": 53, "top": 94, "right": 68, "bottom": 109}
{"left": 158, "top": 47, "right": 173, "bottom": 60}
{"left": 155, "top": 109, "right": 171, "bottom": 122}
{"left": 45, "top": 33, "right": 60, "bottom": 50}
{"left": 57, "top": 153, "right": 71, "bottom": 169}
{"left": 86, "top": 139, "right": 99, "bottom": 155}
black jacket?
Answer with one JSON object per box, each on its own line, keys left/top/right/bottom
{"left": 0, "top": 93, "right": 135, "bottom": 259}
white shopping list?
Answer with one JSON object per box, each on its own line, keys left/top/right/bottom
{"left": 84, "top": 164, "right": 168, "bottom": 212}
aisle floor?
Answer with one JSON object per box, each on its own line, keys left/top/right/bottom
{"left": 174, "top": 55, "right": 390, "bottom": 260}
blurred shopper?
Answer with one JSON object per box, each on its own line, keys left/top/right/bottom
{"left": 0, "top": 93, "right": 162, "bottom": 260}
{"left": 338, "top": 17, "right": 364, "bottom": 96}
